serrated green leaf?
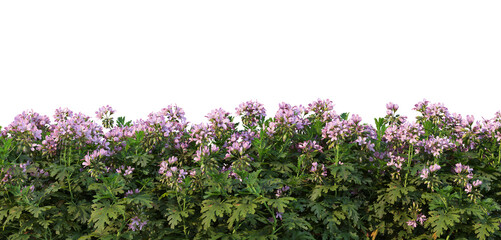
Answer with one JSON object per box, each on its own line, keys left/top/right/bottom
{"left": 125, "top": 193, "right": 153, "bottom": 208}
{"left": 426, "top": 210, "right": 460, "bottom": 238}
{"left": 282, "top": 212, "right": 311, "bottom": 231}
{"left": 474, "top": 216, "right": 501, "bottom": 240}
{"left": 89, "top": 202, "right": 125, "bottom": 232}
{"left": 130, "top": 154, "right": 153, "bottom": 168}
{"left": 308, "top": 201, "right": 328, "bottom": 221}
{"left": 200, "top": 199, "right": 232, "bottom": 230}
{"left": 4, "top": 206, "right": 24, "bottom": 227}
{"left": 37, "top": 219, "right": 53, "bottom": 229}
{"left": 227, "top": 198, "right": 257, "bottom": 229}
{"left": 166, "top": 208, "right": 183, "bottom": 229}
{"left": 68, "top": 200, "right": 91, "bottom": 224}
{"left": 267, "top": 197, "right": 294, "bottom": 213}
{"left": 26, "top": 205, "right": 53, "bottom": 218}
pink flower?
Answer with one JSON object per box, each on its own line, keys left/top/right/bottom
{"left": 472, "top": 179, "right": 482, "bottom": 187}
{"left": 420, "top": 168, "right": 429, "bottom": 179}
{"left": 416, "top": 214, "right": 427, "bottom": 225}
{"left": 407, "top": 220, "right": 417, "bottom": 228}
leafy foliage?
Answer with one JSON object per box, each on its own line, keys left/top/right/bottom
{"left": 1, "top": 100, "right": 501, "bottom": 239}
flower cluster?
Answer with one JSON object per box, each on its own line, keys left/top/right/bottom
{"left": 420, "top": 164, "right": 441, "bottom": 179}
{"left": 384, "top": 122, "right": 424, "bottom": 146}
{"left": 306, "top": 98, "right": 336, "bottom": 122}
{"left": 413, "top": 99, "right": 452, "bottom": 124}
{"left": 96, "top": 105, "right": 115, "bottom": 129}
{"left": 386, "top": 152, "right": 406, "bottom": 171}
{"left": 125, "top": 188, "right": 140, "bottom": 197}
{"left": 416, "top": 136, "right": 455, "bottom": 157}
{"left": 235, "top": 100, "right": 266, "bottom": 127}
{"left": 82, "top": 148, "right": 111, "bottom": 168}
{"left": 223, "top": 132, "right": 253, "bottom": 159}
{"left": 206, "top": 108, "right": 235, "bottom": 138}
{"left": 275, "top": 185, "right": 290, "bottom": 198}
{"left": 193, "top": 145, "right": 219, "bottom": 163}
{"left": 41, "top": 111, "right": 105, "bottom": 155}
{"left": 159, "top": 156, "right": 194, "bottom": 187}
{"left": 116, "top": 165, "right": 134, "bottom": 176}
{"left": 189, "top": 123, "right": 213, "bottom": 146}
{"left": 220, "top": 164, "right": 241, "bottom": 181}
{"left": 128, "top": 216, "right": 148, "bottom": 231}
{"left": 298, "top": 140, "right": 323, "bottom": 154}
{"left": 310, "top": 162, "right": 327, "bottom": 180}
{"left": 407, "top": 214, "right": 427, "bottom": 228}
{"left": 322, "top": 113, "right": 376, "bottom": 151}
{"left": 273, "top": 102, "right": 310, "bottom": 131}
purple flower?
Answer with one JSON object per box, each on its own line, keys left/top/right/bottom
{"left": 429, "top": 164, "right": 441, "bottom": 172}
{"left": 465, "top": 183, "right": 473, "bottom": 193}
{"left": 206, "top": 108, "right": 234, "bottom": 132}
{"left": 128, "top": 216, "right": 147, "bottom": 231}
{"left": 275, "top": 212, "right": 283, "bottom": 220}
{"left": 407, "top": 220, "right": 417, "bottom": 228}
{"left": 386, "top": 102, "right": 399, "bottom": 115}
{"left": 454, "top": 163, "right": 473, "bottom": 175}
{"left": 298, "top": 140, "right": 323, "bottom": 154}
{"left": 307, "top": 98, "right": 335, "bottom": 117}
{"left": 310, "top": 162, "right": 318, "bottom": 172}
{"left": 124, "top": 166, "right": 134, "bottom": 176}
{"left": 274, "top": 102, "right": 310, "bottom": 130}
{"left": 125, "top": 189, "right": 140, "bottom": 197}
{"left": 95, "top": 105, "right": 115, "bottom": 120}
{"left": 159, "top": 161, "right": 169, "bottom": 175}
{"left": 168, "top": 156, "right": 178, "bottom": 164}
{"left": 275, "top": 185, "right": 290, "bottom": 197}
{"left": 472, "top": 179, "right": 482, "bottom": 187}
{"left": 235, "top": 100, "right": 266, "bottom": 127}
{"left": 416, "top": 214, "right": 427, "bottom": 225}
{"left": 82, "top": 155, "right": 92, "bottom": 168}
{"left": 420, "top": 168, "right": 430, "bottom": 180}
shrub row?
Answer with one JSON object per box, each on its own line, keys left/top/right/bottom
{"left": 0, "top": 99, "right": 500, "bottom": 239}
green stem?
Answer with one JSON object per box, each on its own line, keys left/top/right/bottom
{"left": 335, "top": 144, "right": 340, "bottom": 165}
{"left": 498, "top": 144, "right": 500, "bottom": 165}
{"left": 67, "top": 175, "right": 74, "bottom": 203}
{"left": 404, "top": 145, "right": 413, "bottom": 188}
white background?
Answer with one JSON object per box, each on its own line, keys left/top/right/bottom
{"left": 1, "top": 1, "right": 500, "bottom": 127}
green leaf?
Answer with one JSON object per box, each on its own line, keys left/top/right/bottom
{"left": 125, "top": 193, "right": 153, "bottom": 208}
{"left": 264, "top": 197, "right": 294, "bottom": 213}
{"left": 37, "top": 219, "right": 53, "bottom": 229}
{"left": 426, "top": 210, "right": 461, "bottom": 238}
{"left": 227, "top": 198, "right": 257, "bottom": 229}
{"left": 89, "top": 202, "right": 125, "bottom": 232}
{"left": 200, "top": 199, "right": 232, "bottom": 230}
{"left": 282, "top": 212, "right": 311, "bottom": 231}
{"left": 309, "top": 185, "right": 338, "bottom": 201}
{"left": 68, "top": 200, "right": 91, "bottom": 224}
{"left": 474, "top": 216, "right": 501, "bottom": 240}
{"left": 381, "top": 181, "right": 415, "bottom": 205}
{"left": 129, "top": 153, "right": 154, "bottom": 168}
{"left": 340, "top": 112, "right": 350, "bottom": 120}
{"left": 165, "top": 207, "right": 183, "bottom": 229}
{"left": 308, "top": 201, "right": 328, "bottom": 221}
{"left": 3, "top": 206, "right": 24, "bottom": 227}
{"left": 26, "top": 205, "right": 53, "bottom": 218}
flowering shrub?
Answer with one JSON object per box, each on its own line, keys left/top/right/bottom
{"left": 0, "top": 99, "right": 500, "bottom": 239}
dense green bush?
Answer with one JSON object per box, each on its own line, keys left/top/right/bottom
{"left": 0, "top": 100, "right": 500, "bottom": 239}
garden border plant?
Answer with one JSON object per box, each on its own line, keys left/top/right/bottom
{"left": 0, "top": 99, "right": 500, "bottom": 239}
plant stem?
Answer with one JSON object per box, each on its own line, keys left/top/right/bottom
{"left": 335, "top": 144, "right": 340, "bottom": 165}
{"left": 404, "top": 145, "right": 413, "bottom": 188}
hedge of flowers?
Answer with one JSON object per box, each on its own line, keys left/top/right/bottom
{"left": 0, "top": 99, "right": 500, "bottom": 239}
